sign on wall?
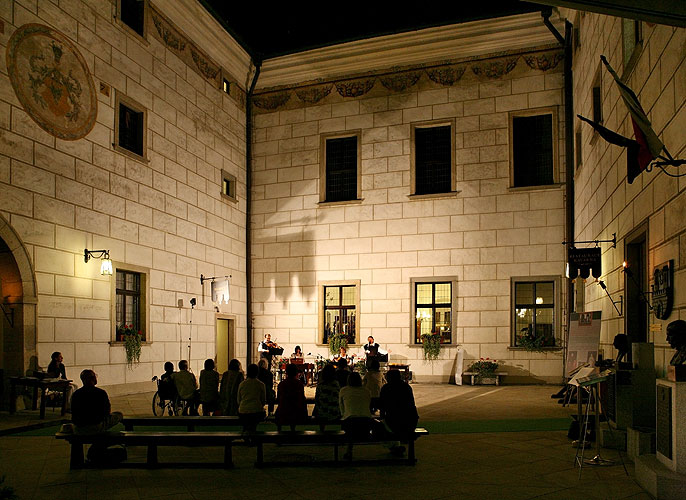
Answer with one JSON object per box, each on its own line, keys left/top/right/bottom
{"left": 567, "top": 247, "right": 602, "bottom": 279}
{"left": 211, "top": 279, "right": 230, "bottom": 304}
{"left": 652, "top": 260, "right": 673, "bottom": 320}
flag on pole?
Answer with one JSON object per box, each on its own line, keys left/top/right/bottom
{"left": 600, "top": 55, "right": 664, "bottom": 181}
{"left": 577, "top": 115, "right": 644, "bottom": 183}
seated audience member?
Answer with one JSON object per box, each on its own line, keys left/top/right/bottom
{"left": 219, "top": 359, "right": 244, "bottom": 416}
{"left": 313, "top": 363, "right": 341, "bottom": 431}
{"left": 46, "top": 351, "right": 77, "bottom": 410}
{"left": 335, "top": 358, "right": 350, "bottom": 388}
{"left": 275, "top": 363, "right": 307, "bottom": 431}
{"left": 379, "top": 369, "right": 419, "bottom": 456}
{"left": 339, "top": 371, "right": 372, "bottom": 459}
{"left": 71, "top": 370, "right": 123, "bottom": 435}
{"left": 257, "top": 358, "right": 275, "bottom": 415}
{"left": 237, "top": 363, "right": 266, "bottom": 432}
{"left": 173, "top": 360, "right": 199, "bottom": 415}
{"left": 199, "top": 358, "right": 220, "bottom": 415}
{"left": 362, "top": 359, "right": 385, "bottom": 412}
{"left": 158, "top": 362, "right": 177, "bottom": 401}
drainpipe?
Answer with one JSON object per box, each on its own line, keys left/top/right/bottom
{"left": 245, "top": 61, "right": 261, "bottom": 365}
{"left": 543, "top": 10, "right": 574, "bottom": 380}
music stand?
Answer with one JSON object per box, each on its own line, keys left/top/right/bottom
{"left": 574, "top": 370, "right": 627, "bottom": 478}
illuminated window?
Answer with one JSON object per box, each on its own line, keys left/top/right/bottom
{"left": 319, "top": 282, "right": 359, "bottom": 345}
{"left": 116, "top": 270, "right": 145, "bottom": 341}
{"left": 512, "top": 278, "right": 559, "bottom": 348}
{"left": 412, "top": 280, "right": 454, "bottom": 344}
{"left": 221, "top": 169, "right": 237, "bottom": 203}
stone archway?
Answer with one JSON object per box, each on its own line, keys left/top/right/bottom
{"left": 0, "top": 214, "right": 38, "bottom": 402}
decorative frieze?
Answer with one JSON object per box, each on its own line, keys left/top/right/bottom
{"left": 253, "top": 92, "right": 291, "bottom": 110}
{"left": 148, "top": 5, "right": 245, "bottom": 109}
{"left": 335, "top": 78, "right": 376, "bottom": 98}
{"left": 472, "top": 56, "right": 519, "bottom": 78}
{"left": 427, "top": 65, "right": 466, "bottom": 86}
{"left": 380, "top": 71, "right": 421, "bottom": 92}
{"left": 523, "top": 51, "right": 564, "bottom": 71}
{"left": 295, "top": 84, "right": 333, "bottom": 104}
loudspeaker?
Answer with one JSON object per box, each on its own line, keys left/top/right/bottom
{"left": 177, "top": 299, "right": 183, "bottom": 308}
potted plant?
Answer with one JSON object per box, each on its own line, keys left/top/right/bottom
{"left": 468, "top": 358, "right": 500, "bottom": 384}
{"left": 118, "top": 324, "right": 142, "bottom": 369}
{"left": 517, "top": 326, "right": 546, "bottom": 352}
{"left": 420, "top": 331, "right": 441, "bottom": 361}
{"left": 328, "top": 332, "right": 348, "bottom": 357}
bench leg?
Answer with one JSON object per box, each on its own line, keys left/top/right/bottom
{"left": 256, "top": 443, "right": 263, "bottom": 467}
{"left": 408, "top": 439, "right": 416, "bottom": 465}
{"left": 147, "top": 445, "right": 158, "bottom": 467}
{"left": 223, "top": 444, "right": 233, "bottom": 468}
{"left": 70, "top": 443, "right": 84, "bottom": 469}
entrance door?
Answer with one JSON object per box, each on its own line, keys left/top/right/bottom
{"left": 215, "top": 318, "right": 234, "bottom": 374}
{"left": 625, "top": 226, "right": 648, "bottom": 351}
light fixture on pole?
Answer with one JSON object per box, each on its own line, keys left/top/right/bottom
{"left": 84, "top": 248, "right": 113, "bottom": 275}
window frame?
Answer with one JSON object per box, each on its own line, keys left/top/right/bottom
{"left": 221, "top": 169, "right": 238, "bottom": 203}
{"left": 111, "top": 262, "right": 150, "bottom": 343}
{"left": 410, "top": 119, "right": 456, "bottom": 198}
{"left": 319, "top": 131, "right": 362, "bottom": 205}
{"left": 410, "top": 276, "right": 458, "bottom": 346}
{"left": 114, "top": 91, "right": 148, "bottom": 162}
{"left": 318, "top": 280, "right": 361, "bottom": 346}
{"left": 622, "top": 18, "right": 642, "bottom": 78}
{"left": 510, "top": 275, "right": 561, "bottom": 349}
{"left": 116, "top": 0, "right": 148, "bottom": 42}
{"left": 508, "top": 107, "right": 559, "bottom": 189}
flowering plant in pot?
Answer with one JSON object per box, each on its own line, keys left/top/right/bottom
{"left": 468, "top": 358, "right": 499, "bottom": 382}
{"left": 420, "top": 331, "right": 441, "bottom": 361}
{"left": 117, "top": 324, "right": 142, "bottom": 369}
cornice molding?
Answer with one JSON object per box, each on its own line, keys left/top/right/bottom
{"left": 257, "top": 12, "right": 564, "bottom": 90}
{"left": 159, "top": 0, "right": 252, "bottom": 89}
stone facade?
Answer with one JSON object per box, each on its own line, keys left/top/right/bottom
{"left": 251, "top": 48, "right": 568, "bottom": 383}
{"left": 572, "top": 11, "right": 686, "bottom": 376}
{"left": 0, "top": 0, "right": 249, "bottom": 393}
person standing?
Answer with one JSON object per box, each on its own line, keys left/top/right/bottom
{"left": 257, "top": 358, "right": 275, "bottom": 415}
{"left": 339, "top": 372, "right": 372, "bottom": 460}
{"left": 199, "top": 359, "right": 220, "bottom": 415}
{"left": 362, "top": 359, "right": 385, "bottom": 412}
{"left": 275, "top": 363, "right": 307, "bottom": 431}
{"left": 237, "top": 363, "right": 266, "bottom": 432}
{"left": 313, "top": 363, "right": 341, "bottom": 431}
{"left": 71, "top": 370, "right": 122, "bottom": 435}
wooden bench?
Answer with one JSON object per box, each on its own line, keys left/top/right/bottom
{"left": 55, "top": 431, "right": 125, "bottom": 469}
{"left": 252, "top": 427, "right": 429, "bottom": 467}
{"left": 462, "top": 372, "right": 507, "bottom": 385}
{"left": 123, "top": 416, "right": 242, "bottom": 431}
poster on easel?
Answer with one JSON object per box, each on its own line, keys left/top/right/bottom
{"left": 566, "top": 311, "right": 602, "bottom": 376}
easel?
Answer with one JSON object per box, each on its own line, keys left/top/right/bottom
{"left": 574, "top": 372, "right": 628, "bottom": 479}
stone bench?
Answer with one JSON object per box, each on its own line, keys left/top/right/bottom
{"left": 462, "top": 372, "right": 508, "bottom": 385}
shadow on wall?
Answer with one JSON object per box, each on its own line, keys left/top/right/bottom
{"left": 254, "top": 216, "right": 316, "bottom": 308}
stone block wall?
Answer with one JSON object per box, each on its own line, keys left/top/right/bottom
{"left": 0, "top": 0, "right": 248, "bottom": 392}
{"left": 251, "top": 49, "right": 568, "bottom": 382}
{"left": 572, "top": 11, "right": 686, "bottom": 375}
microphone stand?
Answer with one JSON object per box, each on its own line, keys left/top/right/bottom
{"left": 188, "top": 301, "right": 194, "bottom": 363}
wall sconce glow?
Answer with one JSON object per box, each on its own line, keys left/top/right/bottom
{"left": 84, "top": 248, "right": 112, "bottom": 276}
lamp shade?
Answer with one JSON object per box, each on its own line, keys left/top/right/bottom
{"left": 100, "top": 258, "right": 113, "bottom": 275}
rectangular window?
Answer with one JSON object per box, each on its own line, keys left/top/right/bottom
{"left": 116, "top": 270, "right": 145, "bottom": 340}
{"left": 512, "top": 278, "right": 559, "bottom": 348}
{"left": 414, "top": 282, "right": 452, "bottom": 344}
{"left": 575, "top": 127, "right": 583, "bottom": 171}
{"left": 222, "top": 79, "right": 231, "bottom": 95}
{"left": 319, "top": 281, "right": 360, "bottom": 345}
{"left": 221, "top": 169, "right": 237, "bottom": 203}
{"left": 412, "top": 123, "right": 454, "bottom": 195}
{"left": 118, "top": 0, "right": 146, "bottom": 38}
{"left": 321, "top": 134, "right": 359, "bottom": 203}
{"left": 510, "top": 110, "right": 557, "bottom": 188}
{"left": 114, "top": 92, "right": 147, "bottom": 160}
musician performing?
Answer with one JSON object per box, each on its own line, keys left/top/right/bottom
{"left": 258, "top": 333, "right": 283, "bottom": 369}
{"left": 363, "top": 336, "right": 388, "bottom": 368}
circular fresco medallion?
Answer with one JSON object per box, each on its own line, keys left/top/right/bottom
{"left": 6, "top": 24, "right": 97, "bottom": 140}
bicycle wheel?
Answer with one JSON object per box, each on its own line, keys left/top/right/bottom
{"left": 152, "top": 391, "right": 163, "bottom": 416}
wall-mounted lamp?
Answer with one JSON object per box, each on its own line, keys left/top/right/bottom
{"left": 84, "top": 248, "right": 113, "bottom": 276}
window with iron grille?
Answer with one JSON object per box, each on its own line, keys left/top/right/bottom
{"left": 413, "top": 281, "right": 452, "bottom": 344}
{"left": 511, "top": 112, "right": 555, "bottom": 187}
{"left": 324, "top": 136, "right": 358, "bottom": 202}
{"left": 322, "top": 284, "right": 357, "bottom": 345}
{"left": 414, "top": 125, "right": 452, "bottom": 195}
{"left": 116, "top": 270, "right": 145, "bottom": 340}
{"left": 512, "top": 279, "right": 558, "bottom": 348}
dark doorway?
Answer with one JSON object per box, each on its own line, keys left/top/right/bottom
{"left": 624, "top": 225, "right": 648, "bottom": 352}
